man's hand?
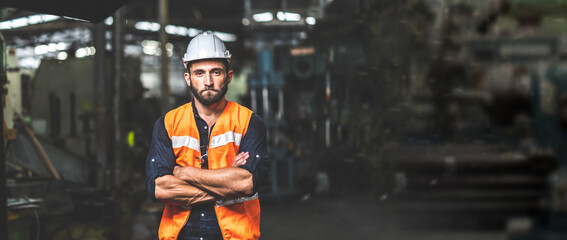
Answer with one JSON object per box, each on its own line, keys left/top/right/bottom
{"left": 232, "top": 152, "right": 249, "bottom": 167}
{"left": 173, "top": 165, "right": 190, "bottom": 180}
{"left": 172, "top": 152, "right": 254, "bottom": 198}
{"left": 173, "top": 152, "right": 249, "bottom": 181}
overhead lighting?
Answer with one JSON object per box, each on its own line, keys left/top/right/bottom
{"left": 47, "top": 43, "right": 57, "bottom": 52}
{"left": 242, "top": 18, "right": 250, "bottom": 26}
{"left": 165, "top": 25, "right": 179, "bottom": 35}
{"left": 142, "top": 40, "right": 160, "bottom": 48}
{"left": 134, "top": 21, "right": 236, "bottom": 41}
{"left": 12, "top": 18, "right": 28, "bottom": 28}
{"left": 141, "top": 40, "right": 173, "bottom": 57}
{"left": 63, "top": 16, "right": 89, "bottom": 22}
{"left": 57, "top": 52, "right": 68, "bottom": 61}
{"left": 165, "top": 25, "right": 186, "bottom": 36}
{"left": 33, "top": 42, "right": 69, "bottom": 56}
{"left": 0, "top": 14, "right": 60, "bottom": 30}
{"left": 56, "top": 42, "right": 67, "bottom": 51}
{"left": 276, "top": 11, "right": 301, "bottom": 22}
{"left": 75, "top": 46, "right": 96, "bottom": 58}
{"left": 213, "top": 31, "right": 237, "bottom": 42}
{"left": 104, "top": 17, "right": 113, "bottom": 26}
{"left": 75, "top": 48, "right": 87, "bottom": 58}
{"left": 306, "top": 17, "right": 316, "bottom": 25}
{"left": 166, "top": 43, "right": 173, "bottom": 51}
{"left": 187, "top": 28, "right": 200, "bottom": 37}
{"left": 142, "top": 46, "right": 160, "bottom": 56}
{"left": 19, "top": 57, "right": 41, "bottom": 69}
{"left": 34, "top": 45, "right": 50, "bottom": 55}
{"left": 135, "top": 21, "right": 161, "bottom": 32}
{"left": 252, "top": 12, "right": 273, "bottom": 22}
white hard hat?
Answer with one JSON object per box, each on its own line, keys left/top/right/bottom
{"left": 182, "top": 31, "right": 231, "bottom": 67}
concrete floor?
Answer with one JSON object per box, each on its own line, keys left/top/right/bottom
{"left": 260, "top": 192, "right": 508, "bottom": 240}
{"left": 132, "top": 191, "right": 514, "bottom": 240}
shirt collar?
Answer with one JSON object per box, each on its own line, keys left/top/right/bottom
{"left": 191, "top": 100, "right": 204, "bottom": 121}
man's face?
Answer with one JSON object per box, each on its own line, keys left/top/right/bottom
{"left": 184, "top": 59, "right": 232, "bottom": 106}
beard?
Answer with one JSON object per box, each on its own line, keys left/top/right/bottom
{"left": 190, "top": 78, "right": 229, "bottom": 106}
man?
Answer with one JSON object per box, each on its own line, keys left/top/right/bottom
{"left": 146, "top": 31, "right": 269, "bottom": 240}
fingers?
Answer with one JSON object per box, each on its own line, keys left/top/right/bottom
{"left": 232, "top": 152, "right": 247, "bottom": 167}
{"left": 232, "top": 152, "right": 250, "bottom": 167}
{"left": 173, "top": 165, "right": 182, "bottom": 177}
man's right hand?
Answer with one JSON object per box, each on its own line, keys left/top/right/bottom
{"left": 232, "top": 152, "right": 250, "bottom": 167}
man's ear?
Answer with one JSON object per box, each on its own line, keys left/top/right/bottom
{"left": 184, "top": 72, "right": 191, "bottom": 86}
{"left": 227, "top": 69, "right": 233, "bottom": 84}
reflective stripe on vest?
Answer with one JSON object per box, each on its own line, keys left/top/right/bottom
{"left": 171, "top": 135, "right": 200, "bottom": 151}
{"left": 210, "top": 131, "right": 243, "bottom": 148}
{"left": 159, "top": 101, "right": 260, "bottom": 240}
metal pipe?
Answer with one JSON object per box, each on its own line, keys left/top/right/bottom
{"left": 159, "top": 0, "right": 171, "bottom": 114}
{"left": 244, "top": 0, "right": 252, "bottom": 18}
{"left": 93, "top": 21, "right": 107, "bottom": 189}
{"left": 277, "top": 89, "right": 283, "bottom": 120}
{"left": 112, "top": 7, "right": 124, "bottom": 188}
{"left": 262, "top": 87, "right": 269, "bottom": 119}
{"left": 0, "top": 32, "right": 8, "bottom": 240}
{"left": 325, "top": 72, "right": 331, "bottom": 148}
{"left": 318, "top": 0, "right": 325, "bottom": 18}
{"left": 15, "top": 112, "right": 62, "bottom": 180}
{"left": 262, "top": 86, "right": 269, "bottom": 140}
{"left": 250, "top": 88, "right": 257, "bottom": 113}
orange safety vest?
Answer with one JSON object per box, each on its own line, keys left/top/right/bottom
{"left": 159, "top": 101, "right": 261, "bottom": 240}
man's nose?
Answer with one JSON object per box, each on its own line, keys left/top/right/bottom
{"left": 204, "top": 74, "right": 213, "bottom": 86}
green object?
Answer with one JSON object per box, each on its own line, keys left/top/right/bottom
{"left": 127, "top": 130, "right": 135, "bottom": 148}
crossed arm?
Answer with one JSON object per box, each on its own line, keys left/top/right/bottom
{"left": 154, "top": 152, "right": 253, "bottom": 208}
{"left": 147, "top": 114, "right": 268, "bottom": 208}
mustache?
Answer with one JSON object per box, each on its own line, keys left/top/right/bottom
{"left": 200, "top": 88, "right": 219, "bottom": 93}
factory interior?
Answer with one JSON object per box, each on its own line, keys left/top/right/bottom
{"left": 3, "top": 0, "right": 567, "bottom": 239}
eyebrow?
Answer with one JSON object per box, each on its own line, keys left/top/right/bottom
{"left": 192, "top": 67, "right": 225, "bottom": 73}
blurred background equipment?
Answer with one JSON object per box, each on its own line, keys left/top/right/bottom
{"left": 7, "top": 0, "right": 567, "bottom": 239}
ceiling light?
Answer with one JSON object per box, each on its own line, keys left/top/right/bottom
{"left": 104, "top": 17, "right": 113, "bottom": 25}
{"left": 165, "top": 25, "right": 179, "bottom": 35}
{"left": 306, "top": 17, "right": 316, "bottom": 25}
{"left": 142, "top": 40, "right": 160, "bottom": 48}
{"left": 135, "top": 21, "right": 161, "bottom": 32}
{"left": 75, "top": 48, "right": 87, "bottom": 58}
{"left": 0, "top": 14, "right": 60, "bottom": 30}
{"left": 57, "top": 52, "right": 68, "bottom": 60}
{"left": 11, "top": 18, "right": 29, "bottom": 28}
{"left": 48, "top": 43, "right": 58, "bottom": 52}
{"left": 0, "top": 22, "right": 10, "bottom": 29}
{"left": 28, "top": 15, "right": 42, "bottom": 24}
{"left": 213, "top": 31, "right": 237, "bottom": 42}
{"left": 56, "top": 42, "right": 67, "bottom": 51}
{"left": 242, "top": 18, "right": 250, "bottom": 26}
{"left": 34, "top": 45, "right": 49, "bottom": 55}
{"left": 177, "top": 27, "right": 188, "bottom": 36}
{"left": 63, "top": 16, "right": 89, "bottom": 22}
{"left": 276, "top": 11, "right": 301, "bottom": 22}
{"left": 188, "top": 28, "right": 200, "bottom": 37}
{"left": 252, "top": 12, "right": 273, "bottom": 22}
{"left": 75, "top": 46, "right": 96, "bottom": 58}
